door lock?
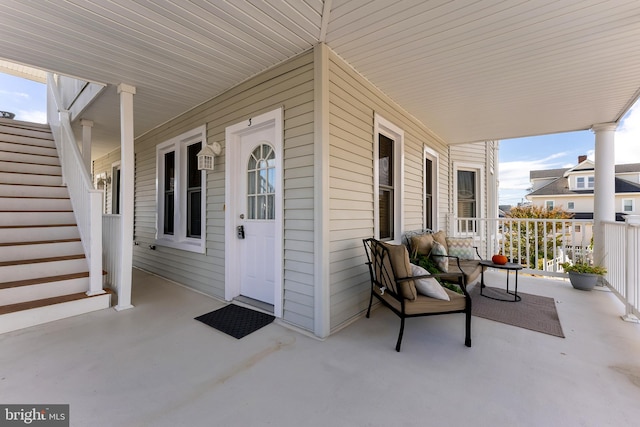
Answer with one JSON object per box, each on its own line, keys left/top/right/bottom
{"left": 236, "top": 225, "right": 245, "bottom": 239}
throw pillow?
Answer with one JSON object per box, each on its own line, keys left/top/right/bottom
{"left": 432, "top": 230, "right": 448, "bottom": 252}
{"left": 446, "top": 237, "right": 475, "bottom": 260}
{"left": 430, "top": 241, "right": 449, "bottom": 272}
{"left": 410, "top": 263, "right": 450, "bottom": 301}
{"left": 382, "top": 242, "right": 418, "bottom": 301}
{"left": 410, "top": 233, "right": 434, "bottom": 258}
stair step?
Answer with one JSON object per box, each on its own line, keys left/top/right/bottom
{"left": 0, "top": 123, "right": 54, "bottom": 143}
{"left": 0, "top": 254, "right": 87, "bottom": 282}
{"left": 0, "top": 224, "right": 79, "bottom": 244}
{"left": 0, "top": 151, "right": 60, "bottom": 165}
{"left": 0, "top": 141, "right": 57, "bottom": 157}
{"left": 0, "top": 211, "right": 75, "bottom": 226}
{"left": 0, "top": 171, "right": 62, "bottom": 186}
{"left": 0, "top": 271, "right": 89, "bottom": 290}
{"left": 0, "top": 239, "right": 83, "bottom": 262}
{"left": 0, "top": 183, "right": 68, "bottom": 198}
{"left": 0, "top": 290, "right": 112, "bottom": 334}
{"left": 0, "top": 272, "right": 89, "bottom": 305}
{"left": 0, "top": 197, "right": 72, "bottom": 211}
{"left": 0, "top": 133, "right": 55, "bottom": 148}
{"left": 0, "top": 160, "right": 61, "bottom": 175}
{"left": 0, "top": 118, "right": 52, "bottom": 132}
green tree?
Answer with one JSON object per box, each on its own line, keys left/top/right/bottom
{"left": 502, "top": 205, "right": 573, "bottom": 268}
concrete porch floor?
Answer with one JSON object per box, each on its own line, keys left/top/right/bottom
{"left": 1, "top": 268, "right": 640, "bottom": 427}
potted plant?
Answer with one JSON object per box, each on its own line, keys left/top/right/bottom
{"left": 560, "top": 261, "right": 607, "bottom": 291}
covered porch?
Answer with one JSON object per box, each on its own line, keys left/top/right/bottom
{"left": 2, "top": 268, "right": 639, "bottom": 426}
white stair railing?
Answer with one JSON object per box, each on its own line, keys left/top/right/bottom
{"left": 47, "top": 73, "right": 104, "bottom": 296}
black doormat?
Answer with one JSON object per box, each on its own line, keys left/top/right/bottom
{"left": 195, "top": 304, "right": 275, "bottom": 339}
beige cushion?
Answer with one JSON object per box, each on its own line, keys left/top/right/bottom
{"left": 410, "top": 233, "right": 435, "bottom": 257}
{"left": 432, "top": 230, "right": 448, "bottom": 251}
{"left": 446, "top": 237, "right": 475, "bottom": 260}
{"left": 441, "top": 260, "right": 482, "bottom": 285}
{"left": 382, "top": 242, "right": 418, "bottom": 301}
{"left": 376, "top": 287, "right": 466, "bottom": 315}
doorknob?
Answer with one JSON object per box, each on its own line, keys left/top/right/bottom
{"left": 237, "top": 225, "right": 245, "bottom": 239}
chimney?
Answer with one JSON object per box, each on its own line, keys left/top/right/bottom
{"left": 578, "top": 155, "right": 587, "bottom": 163}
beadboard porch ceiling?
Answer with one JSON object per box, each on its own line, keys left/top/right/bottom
{"left": 1, "top": 0, "right": 640, "bottom": 155}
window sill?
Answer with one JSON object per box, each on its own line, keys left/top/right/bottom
{"left": 155, "top": 237, "right": 205, "bottom": 254}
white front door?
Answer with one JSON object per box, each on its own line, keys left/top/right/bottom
{"left": 225, "top": 109, "right": 283, "bottom": 314}
{"left": 238, "top": 135, "right": 276, "bottom": 304}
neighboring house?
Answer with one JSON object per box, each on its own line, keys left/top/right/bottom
{"left": 526, "top": 156, "right": 640, "bottom": 246}
{"left": 92, "top": 49, "right": 499, "bottom": 336}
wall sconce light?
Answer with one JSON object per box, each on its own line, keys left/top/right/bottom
{"left": 197, "top": 141, "right": 222, "bottom": 171}
{"left": 96, "top": 173, "right": 111, "bottom": 189}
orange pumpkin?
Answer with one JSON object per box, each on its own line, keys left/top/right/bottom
{"left": 492, "top": 254, "right": 508, "bottom": 265}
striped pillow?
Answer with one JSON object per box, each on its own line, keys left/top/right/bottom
{"left": 446, "top": 237, "right": 475, "bottom": 260}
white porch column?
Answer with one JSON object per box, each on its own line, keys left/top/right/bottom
{"left": 80, "top": 119, "right": 93, "bottom": 174}
{"left": 115, "top": 83, "right": 136, "bottom": 311}
{"left": 591, "top": 122, "right": 617, "bottom": 266}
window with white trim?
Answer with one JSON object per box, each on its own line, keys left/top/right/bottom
{"left": 454, "top": 164, "right": 482, "bottom": 234}
{"left": 374, "top": 114, "right": 404, "bottom": 242}
{"left": 546, "top": 200, "right": 554, "bottom": 210}
{"left": 567, "top": 201, "right": 574, "bottom": 210}
{"left": 623, "top": 199, "right": 634, "bottom": 213}
{"left": 424, "top": 148, "right": 438, "bottom": 230}
{"left": 576, "top": 176, "right": 594, "bottom": 189}
{"left": 156, "top": 126, "right": 207, "bottom": 253}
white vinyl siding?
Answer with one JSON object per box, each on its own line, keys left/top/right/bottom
{"left": 95, "top": 51, "right": 316, "bottom": 331}
{"left": 327, "top": 49, "right": 449, "bottom": 331}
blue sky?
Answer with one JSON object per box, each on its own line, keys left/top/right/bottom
{"left": 0, "top": 73, "right": 46, "bottom": 123}
{"left": 2, "top": 71, "right": 639, "bottom": 207}
{"left": 500, "top": 103, "right": 640, "bottom": 206}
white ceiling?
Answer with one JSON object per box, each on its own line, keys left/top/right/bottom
{"left": 1, "top": 0, "right": 640, "bottom": 157}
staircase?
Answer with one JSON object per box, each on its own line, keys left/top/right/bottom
{"left": 0, "top": 118, "right": 111, "bottom": 334}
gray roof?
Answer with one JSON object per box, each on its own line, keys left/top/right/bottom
{"left": 527, "top": 177, "right": 640, "bottom": 197}
{"left": 530, "top": 163, "right": 640, "bottom": 181}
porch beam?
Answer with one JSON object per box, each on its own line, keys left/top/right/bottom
{"left": 115, "top": 83, "right": 136, "bottom": 311}
{"left": 591, "top": 122, "right": 617, "bottom": 266}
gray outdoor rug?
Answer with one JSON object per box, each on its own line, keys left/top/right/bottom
{"left": 469, "top": 285, "right": 565, "bottom": 338}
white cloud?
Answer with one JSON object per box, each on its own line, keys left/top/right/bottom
{"left": 16, "top": 109, "right": 47, "bottom": 124}
{"left": 0, "top": 89, "right": 29, "bottom": 99}
{"left": 500, "top": 152, "right": 567, "bottom": 190}
{"left": 615, "top": 102, "right": 640, "bottom": 164}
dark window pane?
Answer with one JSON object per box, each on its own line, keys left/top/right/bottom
{"left": 114, "top": 168, "right": 121, "bottom": 215}
{"left": 164, "top": 193, "right": 174, "bottom": 235}
{"left": 187, "top": 142, "right": 202, "bottom": 188}
{"left": 187, "top": 190, "right": 201, "bottom": 237}
{"left": 164, "top": 152, "right": 175, "bottom": 235}
{"left": 378, "top": 134, "right": 393, "bottom": 186}
{"left": 186, "top": 142, "right": 202, "bottom": 238}
{"left": 425, "top": 158, "right": 433, "bottom": 229}
{"left": 379, "top": 189, "right": 393, "bottom": 240}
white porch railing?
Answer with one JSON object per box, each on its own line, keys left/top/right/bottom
{"left": 449, "top": 216, "right": 593, "bottom": 276}
{"left": 450, "top": 216, "right": 640, "bottom": 321}
{"left": 102, "top": 215, "right": 122, "bottom": 293}
{"left": 602, "top": 220, "right": 640, "bottom": 321}
{"left": 47, "top": 73, "right": 104, "bottom": 296}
